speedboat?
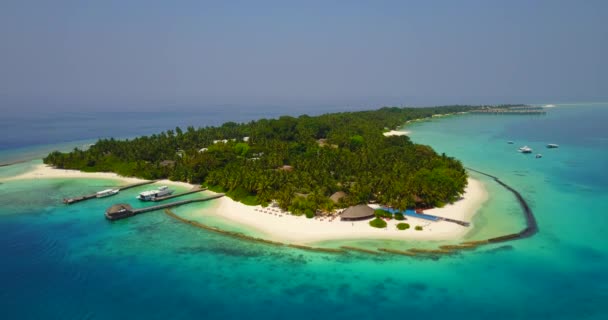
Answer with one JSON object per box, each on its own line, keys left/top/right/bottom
{"left": 518, "top": 146, "right": 533, "bottom": 153}
{"left": 96, "top": 189, "right": 119, "bottom": 198}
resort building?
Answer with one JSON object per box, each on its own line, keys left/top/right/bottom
{"left": 329, "top": 191, "right": 347, "bottom": 204}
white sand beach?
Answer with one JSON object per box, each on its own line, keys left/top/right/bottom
{"left": 383, "top": 130, "right": 410, "bottom": 136}
{"left": 208, "top": 177, "right": 486, "bottom": 244}
{"left": 1, "top": 164, "right": 196, "bottom": 189}
{"left": 5, "top": 164, "right": 488, "bottom": 244}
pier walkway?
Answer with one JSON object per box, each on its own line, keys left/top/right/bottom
{"left": 152, "top": 187, "right": 207, "bottom": 201}
{"left": 105, "top": 194, "right": 225, "bottom": 220}
{"left": 132, "top": 194, "right": 224, "bottom": 214}
{"left": 63, "top": 180, "right": 158, "bottom": 204}
{"left": 117, "top": 180, "right": 159, "bottom": 191}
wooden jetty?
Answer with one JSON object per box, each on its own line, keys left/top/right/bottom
{"left": 63, "top": 180, "right": 158, "bottom": 204}
{"left": 105, "top": 194, "right": 224, "bottom": 220}
{"left": 152, "top": 187, "right": 207, "bottom": 202}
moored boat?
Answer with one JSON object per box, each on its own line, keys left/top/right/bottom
{"left": 137, "top": 186, "right": 174, "bottom": 201}
{"left": 518, "top": 146, "right": 533, "bottom": 153}
{"left": 96, "top": 189, "right": 119, "bottom": 198}
{"left": 536, "top": 154, "right": 542, "bottom": 158}
{"left": 546, "top": 144, "right": 559, "bottom": 148}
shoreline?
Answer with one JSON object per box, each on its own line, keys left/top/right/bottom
{"left": 3, "top": 164, "right": 488, "bottom": 244}
{"left": 1, "top": 163, "right": 196, "bottom": 189}
{"left": 206, "top": 177, "right": 486, "bottom": 244}
{"left": 383, "top": 130, "right": 411, "bottom": 136}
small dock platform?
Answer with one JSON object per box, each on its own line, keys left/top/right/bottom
{"left": 152, "top": 187, "right": 207, "bottom": 202}
{"left": 117, "top": 180, "right": 159, "bottom": 191}
{"left": 105, "top": 194, "right": 224, "bottom": 220}
{"left": 63, "top": 180, "right": 158, "bottom": 205}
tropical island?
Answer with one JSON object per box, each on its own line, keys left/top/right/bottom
{"left": 37, "top": 105, "right": 522, "bottom": 241}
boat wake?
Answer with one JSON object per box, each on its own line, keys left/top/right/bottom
{"left": 542, "top": 104, "right": 556, "bottom": 108}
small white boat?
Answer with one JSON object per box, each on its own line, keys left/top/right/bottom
{"left": 137, "top": 186, "right": 174, "bottom": 201}
{"left": 546, "top": 144, "right": 559, "bottom": 148}
{"left": 536, "top": 154, "right": 543, "bottom": 158}
{"left": 96, "top": 189, "right": 119, "bottom": 198}
{"left": 518, "top": 146, "right": 533, "bottom": 153}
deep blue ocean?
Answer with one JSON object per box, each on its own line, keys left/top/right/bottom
{"left": 1, "top": 104, "right": 607, "bottom": 319}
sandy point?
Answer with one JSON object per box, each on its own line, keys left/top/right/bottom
{"left": 1, "top": 163, "right": 200, "bottom": 189}
{"left": 383, "top": 130, "right": 411, "bottom": 137}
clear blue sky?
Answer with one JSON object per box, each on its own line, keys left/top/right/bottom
{"left": 1, "top": 0, "right": 606, "bottom": 111}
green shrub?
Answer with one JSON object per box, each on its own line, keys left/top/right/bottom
{"left": 239, "top": 195, "right": 259, "bottom": 206}
{"left": 369, "top": 217, "right": 387, "bottom": 228}
{"left": 234, "top": 142, "right": 250, "bottom": 156}
{"left": 206, "top": 184, "right": 227, "bottom": 193}
{"left": 374, "top": 209, "right": 392, "bottom": 219}
{"left": 374, "top": 209, "right": 385, "bottom": 217}
{"left": 415, "top": 225, "right": 423, "bottom": 231}
{"left": 226, "top": 187, "right": 260, "bottom": 206}
{"left": 394, "top": 213, "right": 405, "bottom": 220}
{"left": 305, "top": 209, "right": 315, "bottom": 219}
{"left": 397, "top": 223, "right": 410, "bottom": 230}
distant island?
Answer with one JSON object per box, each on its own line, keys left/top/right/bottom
{"left": 43, "top": 105, "right": 523, "bottom": 217}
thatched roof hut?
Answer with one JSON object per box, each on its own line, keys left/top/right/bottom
{"left": 329, "top": 191, "right": 347, "bottom": 204}
{"left": 340, "top": 204, "right": 375, "bottom": 221}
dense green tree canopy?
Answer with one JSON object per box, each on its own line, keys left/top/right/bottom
{"left": 43, "top": 105, "right": 500, "bottom": 213}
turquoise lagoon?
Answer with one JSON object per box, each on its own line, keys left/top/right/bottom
{"left": 1, "top": 104, "right": 607, "bottom": 319}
